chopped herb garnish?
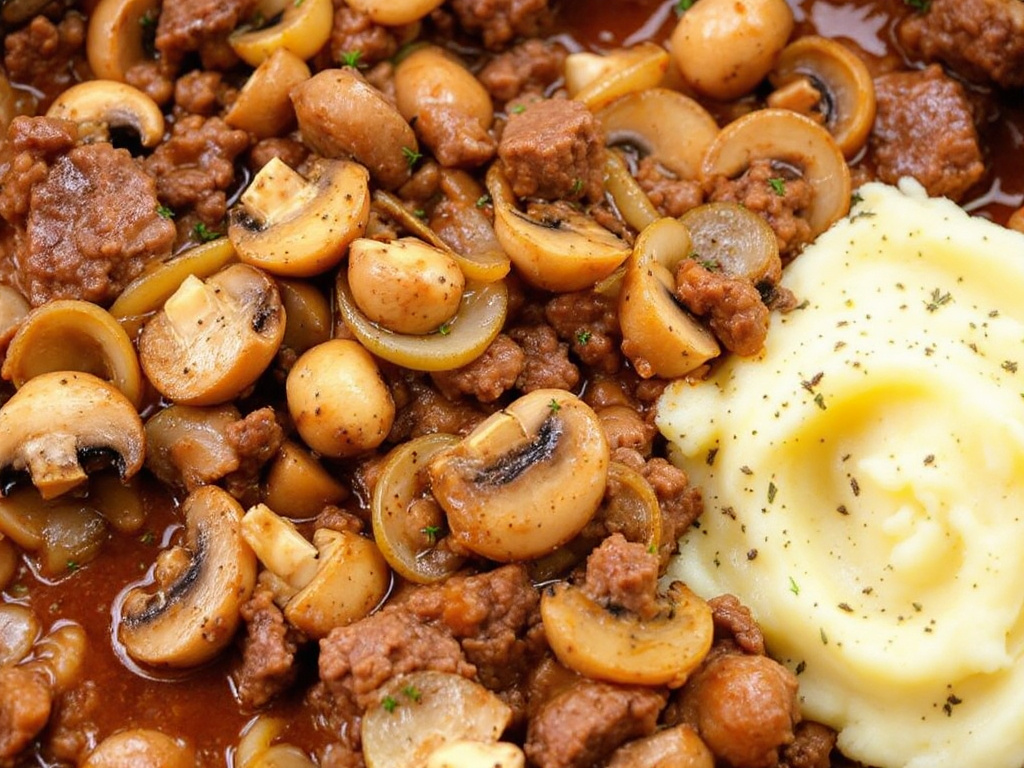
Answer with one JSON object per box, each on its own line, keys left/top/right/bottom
{"left": 814, "top": 392, "right": 827, "bottom": 410}
{"left": 1003, "top": 360, "right": 1018, "bottom": 373}
{"left": 820, "top": 628, "right": 829, "bottom": 644}
{"left": 575, "top": 329, "right": 592, "bottom": 345}
{"left": 850, "top": 191, "right": 864, "bottom": 207}
{"left": 401, "top": 146, "right": 422, "bottom": 168}
{"left": 475, "top": 193, "right": 491, "bottom": 208}
{"left": 193, "top": 222, "right": 222, "bottom": 242}
{"left": 437, "top": 322, "right": 451, "bottom": 336}
{"left": 381, "top": 695, "right": 398, "bottom": 713}
{"left": 139, "top": 531, "right": 156, "bottom": 545}
{"left": 139, "top": 9, "right": 157, "bottom": 28}
{"left": 674, "top": 0, "right": 696, "bottom": 14}
{"left": 548, "top": 398, "right": 561, "bottom": 413}
{"left": 339, "top": 50, "right": 363, "bottom": 68}
{"left": 924, "top": 288, "right": 952, "bottom": 312}
{"left": 570, "top": 178, "right": 584, "bottom": 196}
{"left": 902, "top": 0, "right": 931, "bottom": 12}
{"left": 768, "top": 177, "right": 787, "bottom": 196}
{"left": 421, "top": 525, "right": 441, "bottom": 543}
{"left": 509, "top": 104, "right": 526, "bottom": 115}
{"left": 789, "top": 576, "right": 800, "bottom": 596}
{"left": 767, "top": 481, "right": 777, "bottom": 503}
{"left": 402, "top": 685, "right": 422, "bottom": 702}
{"left": 156, "top": 204, "right": 174, "bottom": 219}
{"left": 66, "top": 560, "right": 79, "bottom": 572}
{"left": 413, "top": 209, "right": 426, "bottom": 219}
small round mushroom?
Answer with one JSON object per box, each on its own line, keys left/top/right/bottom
{"left": 0, "top": 371, "right": 144, "bottom": 500}
{"left": 670, "top": 0, "right": 794, "bottom": 101}
{"left": 118, "top": 485, "right": 257, "bottom": 668}
{"left": 292, "top": 69, "right": 418, "bottom": 191}
{"left": 2, "top": 299, "right": 144, "bottom": 409}
{"left": 767, "top": 36, "right": 877, "bottom": 159}
{"left": 82, "top": 729, "right": 196, "bottom": 768}
{"left": 46, "top": 80, "right": 165, "bottom": 148}
{"left": 224, "top": 48, "right": 311, "bottom": 140}
{"left": 277, "top": 279, "right": 332, "bottom": 356}
{"left": 348, "top": 237, "right": 466, "bottom": 335}
{"left": 361, "top": 671, "right": 513, "bottom": 768}
{"left": 139, "top": 263, "right": 286, "bottom": 406}
{"left": 700, "top": 108, "right": 851, "bottom": 238}
{"left": 485, "top": 164, "right": 631, "bottom": 293}
{"left": 85, "top": 0, "right": 159, "bottom": 85}
{"left": 229, "top": 156, "right": 370, "bottom": 277}
{"left": 286, "top": 339, "right": 395, "bottom": 458}
{"left": 619, "top": 217, "right": 720, "bottom": 379}
{"left": 540, "top": 581, "right": 713, "bottom": 688}
{"left": 427, "top": 389, "right": 611, "bottom": 562}
{"left": 229, "top": 0, "right": 333, "bottom": 66}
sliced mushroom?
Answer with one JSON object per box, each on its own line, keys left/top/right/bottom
{"left": 143, "top": 404, "right": 242, "bottom": 490}
{"left": 427, "top": 389, "right": 610, "bottom": 562}
{"left": 598, "top": 88, "right": 719, "bottom": 183}
{"left": 139, "top": 263, "right": 286, "bottom": 406}
{"left": 767, "top": 36, "right": 876, "bottom": 159}
{"left": 118, "top": 485, "right": 257, "bottom": 668}
{"left": 540, "top": 580, "right": 713, "bottom": 688}
{"left": 0, "top": 371, "right": 144, "bottom": 500}
{"left": 240, "top": 503, "right": 319, "bottom": 596}
{"left": 619, "top": 217, "right": 720, "bottom": 379}
{"left": 679, "top": 202, "right": 782, "bottom": 285}
{"left": 566, "top": 42, "right": 671, "bottom": 112}
{"left": 336, "top": 273, "right": 508, "bottom": 372}
{"left": 700, "top": 108, "right": 851, "bottom": 238}
{"left": 361, "top": 671, "right": 513, "bottom": 768}
{"left": 86, "top": 0, "right": 159, "bottom": 83}
{"left": 229, "top": 0, "right": 333, "bottom": 66}
{"left": 224, "top": 48, "right": 311, "bottom": 140}
{"left": 3, "top": 299, "right": 144, "bottom": 409}
{"left": 46, "top": 80, "right": 165, "bottom": 148}
{"left": 486, "top": 164, "right": 630, "bottom": 293}
{"left": 228, "top": 157, "right": 370, "bottom": 277}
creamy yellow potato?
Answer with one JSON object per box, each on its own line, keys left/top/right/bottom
{"left": 659, "top": 180, "right": 1024, "bottom": 768}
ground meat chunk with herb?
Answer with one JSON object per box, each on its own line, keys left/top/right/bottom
{"left": 388, "top": 375, "right": 487, "bottom": 441}
{"left": 781, "top": 721, "right": 838, "bottom": 768}
{"left": 323, "top": 6, "right": 406, "bottom": 69}
{"left": 675, "top": 259, "right": 770, "bottom": 357}
{"left": 498, "top": 98, "right": 606, "bottom": 202}
{"left": 641, "top": 456, "right": 703, "bottom": 565}
{"left": 705, "top": 159, "right": 813, "bottom": 254}
{"left": 525, "top": 679, "right": 667, "bottom": 768}
{"left": 223, "top": 407, "right": 286, "bottom": 505}
{"left": 898, "top": 0, "right": 1024, "bottom": 89}
{"left": 4, "top": 13, "right": 85, "bottom": 110}
{"left": 869, "top": 64, "right": 984, "bottom": 202}
{"left": 155, "top": 0, "right": 257, "bottom": 69}
{"left": 508, "top": 324, "right": 580, "bottom": 392}
{"left": 234, "top": 587, "right": 303, "bottom": 709}
{"left": 708, "top": 593, "right": 766, "bottom": 655}
{"left": 582, "top": 533, "right": 661, "bottom": 620}
{"left": 478, "top": 39, "right": 567, "bottom": 103}
{"left": 0, "top": 666, "right": 51, "bottom": 762}
{"left": 678, "top": 649, "right": 800, "bottom": 768}
{"left": 0, "top": 119, "right": 176, "bottom": 307}
{"left": 432, "top": 333, "right": 525, "bottom": 403}
{"left": 143, "top": 114, "right": 250, "bottom": 224}
{"left": 448, "top": 0, "right": 555, "bottom": 50}
{"left": 596, "top": 404, "right": 657, "bottom": 455}
{"left": 636, "top": 156, "right": 705, "bottom": 218}
{"left": 545, "top": 290, "right": 622, "bottom": 374}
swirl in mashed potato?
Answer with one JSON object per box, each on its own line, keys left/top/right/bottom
{"left": 659, "top": 180, "right": 1024, "bottom": 768}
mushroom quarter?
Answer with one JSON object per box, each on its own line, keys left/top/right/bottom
{"left": 427, "top": 389, "right": 610, "bottom": 562}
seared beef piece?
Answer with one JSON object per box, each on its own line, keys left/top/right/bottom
{"left": 448, "top": 0, "right": 555, "bottom": 50}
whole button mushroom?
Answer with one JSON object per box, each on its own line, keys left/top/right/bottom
{"left": 286, "top": 339, "right": 395, "bottom": 458}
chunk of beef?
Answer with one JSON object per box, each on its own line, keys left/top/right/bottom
{"left": 582, "top": 533, "right": 661, "bottom": 620}
{"left": 705, "top": 159, "right": 813, "bottom": 254}
{"left": 0, "top": 118, "right": 176, "bottom": 307}
{"left": 545, "top": 290, "right": 622, "bottom": 374}
{"left": 525, "top": 679, "right": 667, "bottom": 768}
{"left": 675, "top": 258, "right": 770, "bottom": 357}
{"left": 323, "top": 6, "right": 406, "bottom": 69}
{"left": 642, "top": 457, "right": 703, "bottom": 565}
{"left": 44, "top": 681, "right": 100, "bottom": 764}
{"left": 781, "top": 721, "right": 838, "bottom": 768}
{"left": 3, "top": 13, "right": 85, "bottom": 111}
{"left": 143, "top": 115, "right": 250, "bottom": 224}
{"left": 508, "top": 324, "right": 580, "bottom": 392}
{"left": 636, "top": 156, "right": 705, "bottom": 218}
{"left": 223, "top": 407, "right": 286, "bottom": 505}
{"left": 898, "top": 0, "right": 1024, "bottom": 89}
{"left": 448, "top": 0, "right": 555, "bottom": 50}
{"left": 173, "top": 70, "right": 232, "bottom": 116}
{"left": 388, "top": 375, "right": 487, "bottom": 441}
{"left": 869, "top": 64, "right": 984, "bottom": 202}
{"left": 0, "top": 666, "right": 51, "bottom": 762}
{"left": 596, "top": 404, "right": 657, "bottom": 455}
{"left": 234, "top": 587, "right": 303, "bottom": 709}
{"left": 431, "top": 333, "right": 525, "bottom": 403}
{"left": 155, "top": 0, "right": 257, "bottom": 69}
{"left": 478, "top": 39, "right": 568, "bottom": 103}
{"left": 498, "top": 98, "right": 606, "bottom": 202}
{"left": 677, "top": 649, "right": 800, "bottom": 768}
{"left": 249, "top": 137, "right": 310, "bottom": 174}
{"left": 708, "top": 593, "right": 766, "bottom": 655}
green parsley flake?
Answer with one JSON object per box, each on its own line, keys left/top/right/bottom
{"left": 193, "top": 222, "right": 222, "bottom": 242}
{"left": 401, "top": 146, "right": 422, "bottom": 168}
{"left": 381, "top": 695, "right": 398, "bottom": 713}
{"left": 339, "top": 50, "right": 363, "bottom": 68}
{"left": 768, "top": 177, "right": 787, "bottom": 196}
{"left": 789, "top": 576, "right": 800, "bottom": 596}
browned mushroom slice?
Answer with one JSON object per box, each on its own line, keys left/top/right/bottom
{"left": 139, "top": 263, "right": 285, "bottom": 406}
{"left": 0, "top": 371, "right": 144, "bottom": 500}
{"left": 224, "top": 49, "right": 311, "bottom": 140}
{"left": 46, "top": 80, "right": 165, "bottom": 148}
{"left": 701, "top": 108, "right": 851, "bottom": 238}
{"left": 229, "top": 0, "right": 333, "bottom": 66}
{"left": 427, "top": 389, "right": 610, "bottom": 562}
{"left": 228, "top": 157, "right": 370, "bottom": 277}
{"left": 118, "top": 485, "right": 257, "bottom": 668}
{"left": 86, "top": 0, "right": 160, "bottom": 84}
{"left": 768, "top": 36, "right": 877, "bottom": 159}
{"left": 619, "top": 217, "right": 720, "bottom": 379}
{"left": 566, "top": 42, "right": 671, "bottom": 112}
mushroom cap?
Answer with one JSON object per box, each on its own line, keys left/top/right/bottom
{"left": 118, "top": 485, "right": 256, "bottom": 668}
{"left": 0, "top": 371, "right": 144, "bottom": 500}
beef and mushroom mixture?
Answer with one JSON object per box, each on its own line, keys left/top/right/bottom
{"left": 0, "top": 0, "right": 1021, "bottom": 766}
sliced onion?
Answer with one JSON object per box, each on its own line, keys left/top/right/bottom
{"left": 567, "top": 42, "right": 671, "bottom": 112}
{"left": 336, "top": 273, "right": 508, "bottom": 372}
{"left": 679, "top": 201, "right": 782, "bottom": 284}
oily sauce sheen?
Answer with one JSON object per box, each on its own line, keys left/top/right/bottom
{"left": 3, "top": 1, "right": 1024, "bottom": 766}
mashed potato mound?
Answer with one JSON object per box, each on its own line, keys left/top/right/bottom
{"left": 659, "top": 180, "right": 1024, "bottom": 768}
